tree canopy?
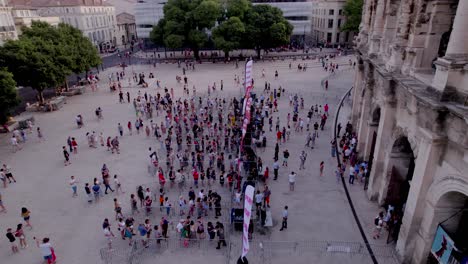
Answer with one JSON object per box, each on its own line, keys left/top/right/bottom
{"left": 151, "top": 0, "right": 293, "bottom": 59}
{"left": 243, "top": 4, "right": 293, "bottom": 58}
{"left": 212, "top": 17, "right": 245, "bottom": 58}
{"left": 0, "top": 69, "right": 20, "bottom": 124}
{"left": 341, "top": 0, "right": 363, "bottom": 32}
{"left": 150, "top": 0, "right": 221, "bottom": 59}
{"left": 0, "top": 21, "right": 101, "bottom": 104}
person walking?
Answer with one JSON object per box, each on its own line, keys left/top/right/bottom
{"left": 279, "top": 206, "right": 288, "bottom": 231}
{"left": 69, "top": 176, "right": 78, "bottom": 197}
{"left": 21, "top": 207, "right": 32, "bottom": 229}
{"left": 35, "top": 237, "right": 56, "bottom": 264}
{"left": 288, "top": 172, "right": 296, "bottom": 191}
{"left": 299, "top": 151, "right": 307, "bottom": 170}
{"left": 2, "top": 164, "right": 16, "bottom": 183}
{"left": 15, "top": 223, "right": 27, "bottom": 249}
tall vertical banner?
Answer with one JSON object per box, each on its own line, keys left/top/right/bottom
{"left": 244, "top": 60, "right": 253, "bottom": 95}
{"left": 242, "top": 185, "right": 255, "bottom": 258}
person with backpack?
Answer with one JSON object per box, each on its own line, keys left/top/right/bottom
{"left": 373, "top": 212, "right": 384, "bottom": 239}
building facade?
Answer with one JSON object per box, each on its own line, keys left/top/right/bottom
{"left": 11, "top": 6, "right": 60, "bottom": 35}
{"left": 0, "top": 0, "right": 17, "bottom": 45}
{"left": 253, "top": 0, "right": 313, "bottom": 47}
{"left": 135, "top": 0, "right": 165, "bottom": 41}
{"left": 116, "top": 12, "right": 136, "bottom": 46}
{"left": 351, "top": 0, "right": 468, "bottom": 263}
{"left": 310, "top": 0, "right": 354, "bottom": 47}
{"left": 10, "top": 0, "right": 117, "bottom": 51}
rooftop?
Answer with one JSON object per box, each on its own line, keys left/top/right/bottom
{"left": 8, "top": 0, "right": 112, "bottom": 7}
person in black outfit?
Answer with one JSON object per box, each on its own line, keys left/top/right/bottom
{"left": 215, "top": 222, "right": 226, "bottom": 249}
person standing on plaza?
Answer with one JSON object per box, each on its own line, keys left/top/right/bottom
{"left": 335, "top": 165, "right": 342, "bottom": 183}
{"left": 114, "top": 175, "right": 124, "bottom": 195}
{"left": 373, "top": 212, "right": 384, "bottom": 239}
{"left": 274, "top": 143, "right": 279, "bottom": 161}
{"left": 282, "top": 149, "right": 290, "bottom": 167}
{"left": 11, "top": 134, "right": 21, "bottom": 152}
{"left": 273, "top": 159, "right": 279, "bottom": 180}
{"left": 21, "top": 207, "right": 32, "bottom": 229}
{"left": 127, "top": 121, "right": 132, "bottom": 135}
{"left": 288, "top": 172, "right": 296, "bottom": 191}
{"left": 299, "top": 151, "right": 307, "bottom": 170}
{"left": 330, "top": 139, "right": 337, "bottom": 157}
{"left": 85, "top": 183, "right": 92, "bottom": 203}
{"left": 348, "top": 165, "right": 355, "bottom": 185}
{"left": 0, "top": 192, "right": 6, "bottom": 212}
{"left": 15, "top": 223, "right": 27, "bottom": 249}
{"left": 69, "top": 176, "right": 78, "bottom": 197}
{"left": 320, "top": 161, "right": 324, "bottom": 177}
{"left": 71, "top": 137, "right": 78, "bottom": 154}
{"left": 118, "top": 123, "right": 124, "bottom": 137}
{"left": 215, "top": 222, "right": 226, "bottom": 249}
{"left": 160, "top": 217, "right": 169, "bottom": 238}
{"left": 37, "top": 127, "right": 44, "bottom": 142}
{"left": 279, "top": 206, "right": 288, "bottom": 231}
{"left": 6, "top": 228, "right": 19, "bottom": 253}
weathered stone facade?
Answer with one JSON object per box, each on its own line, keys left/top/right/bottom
{"left": 352, "top": 0, "right": 468, "bottom": 263}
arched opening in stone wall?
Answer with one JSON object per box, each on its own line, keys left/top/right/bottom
{"left": 384, "top": 136, "right": 415, "bottom": 243}
{"left": 427, "top": 191, "right": 468, "bottom": 263}
{"left": 366, "top": 107, "right": 381, "bottom": 181}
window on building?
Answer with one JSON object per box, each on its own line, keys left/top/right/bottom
{"left": 345, "top": 32, "right": 350, "bottom": 42}
{"left": 285, "top": 16, "right": 309, "bottom": 21}
{"left": 327, "top": 32, "right": 332, "bottom": 43}
{"left": 329, "top": 9, "right": 334, "bottom": 15}
{"left": 328, "top": 19, "right": 333, "bottom": 28}
{"left": 86, "top": 17, "right": 89, "bottom": 28}
{"left": 338, "top": 19, "right": 342, "bottom": 28}
{"left": 66, "top": 8, "right": 69, "bottom": 13}
{"left": 336, "top": 32, "right": 340, "bottom": 43}
{"left": 339, "top": 9, "right": 342, "bottom": 15}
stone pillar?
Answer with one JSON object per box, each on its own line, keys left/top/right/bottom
{"left": 356, "top": 91, "right": 372, "bottom": 156}
{"left": 386, "top": 0, "right": 412, "bottom": 71}
{"left": 358, "top": 0, "right": 375, "bottom": 47}
{"left": 369, "top": 0, "right": 386, "bottom": 54}
{"left": 366, "top": 101, "right": 396, "bottom": 201}
{"left": 445, "top": 0, "right": 468, "bottom": 58}
{"left": 432, "top": 0, "right": 468, "bottom": 98}
{"left": 395, "top": 129, "right": 446, "bottom": 263}
{"left": 351, "top": 60, "right": 365, "bottom": 126}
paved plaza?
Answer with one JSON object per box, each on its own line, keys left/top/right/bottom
{"left": 0, "top": 55, "right": 394, "bottom": 264}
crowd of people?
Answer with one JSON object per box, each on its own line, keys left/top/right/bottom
{"left": 2, "top": 50, "right": 359, "bottom": 263}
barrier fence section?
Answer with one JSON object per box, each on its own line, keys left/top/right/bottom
{"left": 101, "top": 238, "right": 399, "bottom": 264}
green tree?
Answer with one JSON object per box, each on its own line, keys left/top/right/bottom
{"left": 212, "top": 17, "right": 245, "bottom": 58}
{"left": 225, "top": 0, "right": 250, "bottom": 19}
{"left": 0, "top": 69, "right": 20, "bottom": 124}
{"left": 243, "top": 4, "right": 293, "bottom": 58}
{"left": 341, "top": 0, "right": 363, "bottom": 32}
{"left": 21, "top": 22, "right": 101, "bottom": 89}
{"left": 0, "top": 37, "right": 67, "bottom": 104}
{"left": 150, "top": 0, "right": 221, "bottom": 59}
